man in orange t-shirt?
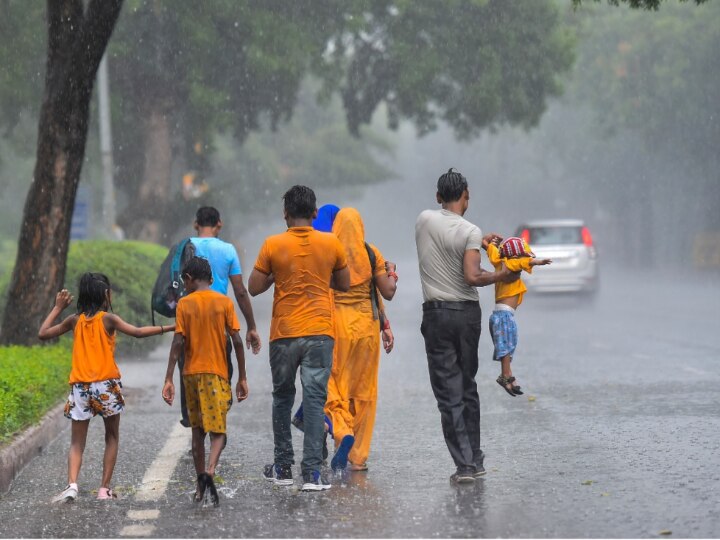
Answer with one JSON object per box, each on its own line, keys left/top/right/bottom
{"left": 162, "top": 257, "right": 248, "bottom": 506}
{"left": 249, "top": 185, "right": 350, "bottom": 492}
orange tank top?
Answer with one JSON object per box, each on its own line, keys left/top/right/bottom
{"left": 69, "top": 312, "right": 120, "bottom": 384}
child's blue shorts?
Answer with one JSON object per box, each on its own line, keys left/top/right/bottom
{"left": 489, "top": 309, "right": 518, "bottom": 361}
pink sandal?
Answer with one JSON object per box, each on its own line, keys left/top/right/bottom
{"left": 97, "top": 487, "right": 118, "bottom": 500}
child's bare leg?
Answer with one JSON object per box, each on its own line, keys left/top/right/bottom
{"left": 191, "top": 427, "right": 207, "bottom": 475}
{"left": 206, "top": 432, "right": 225, "bottom": 476}
{"left": 500, "top": 355, "right": 513, "bottom": 379}
{"left": 100, "top": 414, "right": 120, "bottom": 488}
{"left": 68, "top": 419, "right": 90, "bottom": 484}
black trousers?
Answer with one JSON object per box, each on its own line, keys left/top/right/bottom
{"left": 179, "top": 334, "right": 234, "bottom": 425}
{"left": 421, "top": 300, "right": 484, "bottom": 473}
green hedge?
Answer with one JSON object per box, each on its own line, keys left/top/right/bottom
{"left": 0, "top": 344, "right": 71, "bottom": 441}
{"left": 66, "top": 240, "right": 172, "bottom": 355}
{"left": 1, "top": 240, "right": 172, "bottom": 356}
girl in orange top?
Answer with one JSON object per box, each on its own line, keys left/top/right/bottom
{"left": 39, "top": 272, "right": 174, "bottom": 503}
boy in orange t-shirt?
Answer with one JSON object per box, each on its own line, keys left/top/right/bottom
{"left": 249, "top": 185, "right": 350, "bottom": 492}
{"left": 162, "top": 257, "right": 247, "bottom": 506}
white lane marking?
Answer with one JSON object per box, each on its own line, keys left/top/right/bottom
{"left": 120, "top": 524, "right": 156, "bottom": 537}
{"left": 127, "top": 509, "right": 161, "bottom": 520}
{"left": 135, "top": 422, "right": 190, "bottom": 502}
{"left": 119, "top": 423, "right": 190, "bottom": 537}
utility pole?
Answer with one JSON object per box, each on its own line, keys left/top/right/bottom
{"left": 97, "top": 53, "right": 119, "bottom": 238}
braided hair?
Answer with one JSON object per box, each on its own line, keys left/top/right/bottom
{"left": 436, "top": 168, "right": 468, "bottom": 203}
{"left": 77, "top": 272, "right": 113, "bottom": 316}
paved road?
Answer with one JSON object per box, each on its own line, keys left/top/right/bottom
{"left": 0, "top": 263, "right": 718, "bottom": 538}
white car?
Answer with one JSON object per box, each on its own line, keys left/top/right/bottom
{"left": 514, "top": 219, "right": 599, "bottom": 295}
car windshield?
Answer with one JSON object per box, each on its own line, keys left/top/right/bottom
{"left": 527, "top": 226, "right": 583, "bottom": 245}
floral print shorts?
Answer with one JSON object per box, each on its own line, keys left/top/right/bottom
{"left": 64, "top": 379, "right": 125, "bottom": 421}
{"left": 184, "top": 373, "right": 232, "bottom": 434}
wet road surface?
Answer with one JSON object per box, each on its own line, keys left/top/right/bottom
{"left": 0, "top": 264, "right": 718, "bottom": 538}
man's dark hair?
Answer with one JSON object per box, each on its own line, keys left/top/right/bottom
{"left": 437, "top": 168, "right": 468, "bottom": 203}
{"left": 196, "top": 206, "right": 220, "bottom": 227}
{"left": 182, "top": 256, "right": 213, "bottom": 282}
{"left": 283, "top": 185, "right": 316, "bottom": 219}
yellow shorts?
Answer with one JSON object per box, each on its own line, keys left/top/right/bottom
{"left": 183, "top": 373, "right": 232, "bottom": 434}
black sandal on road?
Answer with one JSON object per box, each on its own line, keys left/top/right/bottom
{"left": 497, "top": 375, "right": 519, "bottom": 397}
{"left": 194, "top": 473, "right": 207, "bottom": 503}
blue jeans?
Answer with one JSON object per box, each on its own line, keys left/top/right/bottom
{"left": 269, "top": 335, "right": 334, "bottom": 474}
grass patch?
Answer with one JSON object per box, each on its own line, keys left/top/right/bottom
{"left": 0, "top": 344, "right": 71, "bottom": 442}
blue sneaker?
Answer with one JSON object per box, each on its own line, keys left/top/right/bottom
{"left": 330, "top": 434, "right": 355, "bottom": 471}
{"left": 263, "top": 463, "right": 293, "bottom": 486}
{"left": 301, "top": 470, "right": 331, "bottom": 491}
{"left": 324, "top": 415, "right": 333, "bottom": 437}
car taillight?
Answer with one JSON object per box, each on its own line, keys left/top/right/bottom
{"left": 582, "top": 226, "right": 597, "bottom": 258}
{"left": 520, "top": 228, "right": 530, "bottom": 244}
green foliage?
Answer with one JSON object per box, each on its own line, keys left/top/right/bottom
{"left": 568, "top": 0, "right": 720, "bottom": 231}
{"left": 0, "top": 1, "right": 576, "bottom": 242}
{"left": 0, "top": 1, "right": 45, "bottom": 132}
{"left": 64, "top": 240, "right": 171, "bottom": 355}
{"left": 0, "top": 344, "right": 70, "bottom": 441}
{"left": 573, "top": 0, "right": 707, "bottom": 10}
{"left": 330, "top": 0, "right": 575, "bottom": 138}
{"left": 572, "top": 1, "right": 719, "bottom": 162}
{"left": 1, "top": 240, "right": 170, "bottom": 355}
{"left": 208, "top": 81, "right": 394, "bottom": 213}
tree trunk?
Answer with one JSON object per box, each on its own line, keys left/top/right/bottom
{"left": 0, "top": 0, "right": 123, "bottom": 346}
{"left": 122, "top": 100, "right": 174, "bottom": 243}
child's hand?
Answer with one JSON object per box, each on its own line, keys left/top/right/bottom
{"left": 236, "top": 378, "right": 249, "bottom": 402}
{"left": 162, "top": 380, "right": 175, "bottom": 406}
{"left": 55, "top": 289, "right": 73, "bottom": 310}
{"left": 531, "top": 258, "right": 552, "bottom": 267}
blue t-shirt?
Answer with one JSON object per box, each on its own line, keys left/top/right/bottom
{"left": 190, "top": 237, "right": 242, "bottom": 295}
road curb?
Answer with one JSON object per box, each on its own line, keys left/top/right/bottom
{"left": 0, "top": 402, "right": 67, "bottom": 494}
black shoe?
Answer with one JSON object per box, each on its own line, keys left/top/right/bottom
{"left": 180, "top": 418, "right": 191, "bottom": 428}
{"left": 450, "top": 470, "right": 475, "bottom": 484}
{"left": 263, "top": 463, "right": 294, "bottom": 486}
{"left": 301, "top": 470, "right": 331, "bottom": 491}
{"left": 473, "top": 464, "right": 487, "bottom": 478}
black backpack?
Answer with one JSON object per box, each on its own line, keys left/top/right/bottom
{"left": 364, "top": 242, "right": 387, "bottom": 331}
{"left": 151, "top": 238, "right": 196, "bottom": 324}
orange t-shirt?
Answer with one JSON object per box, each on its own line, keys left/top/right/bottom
{"left": 69, "top": 312, "right": 120, "bottom": 384}
{"left": 254, "top": 226, "right": 348, "bottom": 341}
{"left": 175, "top": 290, "right": 240, "bottom": 380}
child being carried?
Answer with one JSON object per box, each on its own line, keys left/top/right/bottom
{"left": 483, "top": 236, "right": 551, "bottom": 397}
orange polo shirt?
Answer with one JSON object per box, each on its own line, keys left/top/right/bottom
{"left": 69, "top": 312, "right": 120, "bottom": 384}
{"left": 254, "top": 226, "right": 348, "bottom": 341}
{"left": 175, "top": 290, "right": 240, "bottom": 380}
